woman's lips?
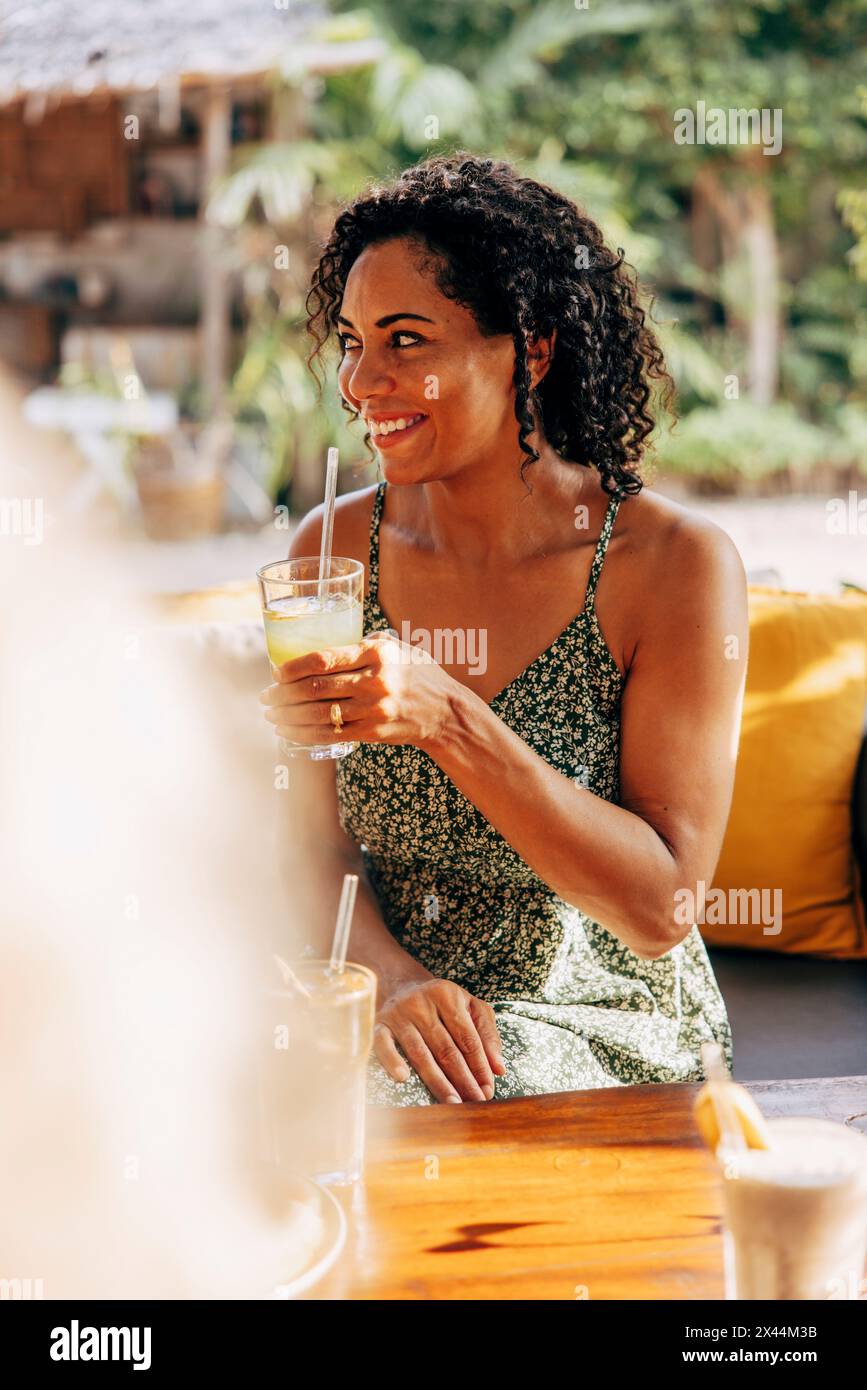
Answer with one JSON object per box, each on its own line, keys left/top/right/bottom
{"left": 369, "top": 414, "right": 429, "bottom": 449}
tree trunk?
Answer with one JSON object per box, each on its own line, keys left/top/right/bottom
{"left": 740, "top": 169, "right": 779, "bottom": 406}
{"left": 200, "top": 84, "right": 233, "bottom": 420}
{"left": 694, "top": 160, "right": 780, "bottom": 405}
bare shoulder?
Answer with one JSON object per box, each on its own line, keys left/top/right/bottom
{"left": 618, "top": 487, "right": 746, "bottom": 592}
{"left": 610, "top": 487, "right": 748, "bottom": 659}
{"left": 287, "top": 483, "right": 379, "bottom": 567}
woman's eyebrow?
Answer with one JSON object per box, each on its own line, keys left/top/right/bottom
{"left": 336, "top": 312, "right": 435, "bottom": 329}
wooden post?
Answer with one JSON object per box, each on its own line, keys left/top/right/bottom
{"left": 271, "top": 82, "right": 325, "bottom": 514}
{"left": 200, "top": 84, "right": 232, "bottom": 419}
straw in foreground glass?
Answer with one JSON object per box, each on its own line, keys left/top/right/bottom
{"left": 260, "top": 874, "right": 376, "bottom": 1186}
{"left": 257, "top": 448, "right": 364, "bottom": 760}
{"left": 695, "top": 1044, "right": 867, "bottom": 1299}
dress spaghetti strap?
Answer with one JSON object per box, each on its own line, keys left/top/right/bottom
{"left": 367, "top": 480, "right": 387, "bottom": 606}
{"left": 583, "top": 489, "right": 623, "bottom": 612}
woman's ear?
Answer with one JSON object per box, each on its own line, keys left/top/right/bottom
{"left": 527, "top": 328, "right": 557, "bottom": 389}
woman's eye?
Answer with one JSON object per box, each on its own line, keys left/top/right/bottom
{"left": 337, "top": 331, "right": 423, "bottom": 353}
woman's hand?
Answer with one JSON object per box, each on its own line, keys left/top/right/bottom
{"left": 375, "top": 976, "right": 507, "bottom": 1103}
{"left": 259, "top": 633, "right": 455, "bottom": 749}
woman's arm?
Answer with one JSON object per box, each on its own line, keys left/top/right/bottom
{"left": 417, "top": 519, "right": 749, "bottom": 959}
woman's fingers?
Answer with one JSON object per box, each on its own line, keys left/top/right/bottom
{"left": 373, "top": 979, "right": 506, "bottom": 1103}
{"left": 267, "top": 639, "right": 389, "bottom": 690}
{"left": 373, "top": 1021, "right": 412, "bottom": 1083}
{"left": 468, "top": 996, "right": 508, "bottom": 1076}
{"left": 425, "top": 1016, "right": 492, "bottom": 1101}
{"left": 384, "top": 1022, "right": 464, "bottom": 1104}
{"left": 259, "top": 668, "right": 378, "bottom": 708}
{"left": 263, "top": 699, "right": 361, "bottom": 729}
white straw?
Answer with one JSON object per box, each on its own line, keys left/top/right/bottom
{"left": 317, "top": 447, "right": 339, "bottom": 604}
{"left": 329, "top": 872, "right": 359, "bottom": 975}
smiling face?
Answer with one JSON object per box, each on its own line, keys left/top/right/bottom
{"left": 336, "top": 236, "right": 535, "bottom": 485}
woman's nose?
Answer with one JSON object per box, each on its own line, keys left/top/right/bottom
{"left": 344, "top": 349, "right": 397, "bottom": 404}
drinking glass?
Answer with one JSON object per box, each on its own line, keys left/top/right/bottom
{"left": 258, "top": 961, "right": 377, "bottom": 1187}
{"left": 718, "top": 1117, "right": 867, "bottom": 1299}
{"left": 257, "top": 557, "right": 364, "bottom": 760}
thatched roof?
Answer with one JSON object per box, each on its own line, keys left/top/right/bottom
{"left": 0, "top": 0, "right": 381, "bottom": 103}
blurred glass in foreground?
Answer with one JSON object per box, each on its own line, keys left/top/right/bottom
{"left": 0, "top": 415, "right": 384, "bottom": 1298}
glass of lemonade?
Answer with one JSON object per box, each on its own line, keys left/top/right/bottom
{"left": 718, "top": 1117, "right": 867, "bottom": 1300}
{"left": 257, "top": 557, "right": 364, "bottom": 760}
{"left": 258, "top": 961, "right": 377, "bottom": 1187}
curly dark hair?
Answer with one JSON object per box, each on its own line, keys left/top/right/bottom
{"left": 306, "top": 152, "right": 675, "bottom": 496}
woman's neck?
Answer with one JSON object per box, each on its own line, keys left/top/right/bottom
{"left": 394, "top": 449, "right": 597, "bottom": 570}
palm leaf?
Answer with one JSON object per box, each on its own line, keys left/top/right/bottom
{"left": 369, "top": 50, "right": 482, "bottom": 147}
{"left": 206, "top": 143, "right": 341, "bottom": 228}
{"left": 478, "top": 0, "right": 678, "bottom": 91}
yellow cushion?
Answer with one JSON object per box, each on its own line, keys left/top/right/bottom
{"left": 704, "top": 587, "right": 867, "bottom": 958}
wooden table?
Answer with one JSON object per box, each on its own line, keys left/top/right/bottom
{"left": 314, "top": 1075, "right": 867, "bottom": 1300}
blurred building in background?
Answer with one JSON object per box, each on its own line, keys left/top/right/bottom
{"left": 0, "top": 0, "right": 380, "bottom": 538}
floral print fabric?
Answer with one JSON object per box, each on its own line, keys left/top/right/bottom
{"left": 335, "top": 481, "right": 733, "bottom": 1105}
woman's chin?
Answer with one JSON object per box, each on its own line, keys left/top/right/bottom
{"left": 378, "top": 453, "right": 440, "bottom": 485}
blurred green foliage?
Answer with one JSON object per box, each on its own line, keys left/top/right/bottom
{"left": 216, "top": 0, "right": 867, "bottom": 498}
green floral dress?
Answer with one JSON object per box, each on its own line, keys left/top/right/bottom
{"left": 336, "top": 480, "right": 734, "bottom": 1106}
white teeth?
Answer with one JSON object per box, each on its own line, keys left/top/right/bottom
{"left": 369, "top": 413, "right": 425, "bottom": 436}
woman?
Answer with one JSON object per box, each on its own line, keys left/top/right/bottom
{"left": 261, "top": 154, "right": 748, "bottom": 1106}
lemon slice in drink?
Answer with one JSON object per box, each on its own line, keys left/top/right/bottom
{"left": 693, "top": 1080, "right": 773, "bottom": 1152}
